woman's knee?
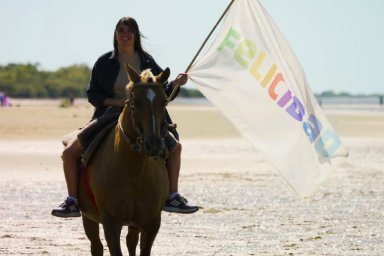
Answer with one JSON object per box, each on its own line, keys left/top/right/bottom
{"left": 171, "top": 142, "right": 182, "bottom": 156}
{"left": 62, "top": 139, "right": 82, "bottom": 162}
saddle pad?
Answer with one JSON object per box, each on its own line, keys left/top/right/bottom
{"left": 81, "top": 120, "right": 117, "bottom": 167}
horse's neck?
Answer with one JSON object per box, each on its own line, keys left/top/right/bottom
{"left": 112, "top": 106, "right": 148, "bottom": 174}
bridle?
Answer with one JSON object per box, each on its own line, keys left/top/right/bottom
{"left": 118, "top": 121, "right": 143, "bottom": 152}
{"left": 117, "top": 83, "right": 170, "bottom": 153}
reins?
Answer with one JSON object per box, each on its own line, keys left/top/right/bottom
{"left": 118, "top": 64, "right": 171, "bottom": 155}
{"left": 117, "top": 120, "right": 143, "bottom": 152}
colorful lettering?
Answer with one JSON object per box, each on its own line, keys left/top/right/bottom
{"left": 314, "top": 130, "right": 342, "bottom": 157}
{"left": 234, "top": 39, "right": 256, "bottom": 68}
{"left": 217, "top": 28, "right": 241, "bottom": 51}
{"left": 268, "top": 73, "right": 284, "bottom": 100}
{"left": 286, "top": 96, "right": 305, "bottom": 121}
{"left": 217, "top": 27, "right": 342, "bottom": 157}
{"left": 303, "top": 114, "right": 322, "bottom": 143}
{"left": 261, "top": 64, "right": 277, "bottom": 88}
{"left": 250, "top": 51, "right": 266, "bottom": 81}
{"left": 277, "top": 90, "right": 292, "bottom": 107}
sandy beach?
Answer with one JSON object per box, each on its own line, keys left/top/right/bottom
{"left": 0, "top": 99, "right": 383, "bottom": 255}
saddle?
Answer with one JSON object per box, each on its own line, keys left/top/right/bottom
{"left": 61, "top": 120, "right": 117, "bottom": 167}
{"left": 62, "top": 119, "right": 171, "bottom": 168}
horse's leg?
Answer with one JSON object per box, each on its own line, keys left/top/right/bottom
{"left": 126, "top": 226, "right": 140, "bottom": 256}
{"left": 139, "top": 216, "right": 161, "bottom": 256}
{"left": 82, "top": 215, "right": 103, "bottom": 256}
{"left": 102, "top": 217, "right": 123, "bottom": 256}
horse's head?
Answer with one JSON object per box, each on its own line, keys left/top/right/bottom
{"left": 123, "top": 63, "right": 170, "bottom": 157}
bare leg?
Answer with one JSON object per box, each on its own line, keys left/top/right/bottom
{"left": 62, "top": 137, "right": 83, "bottom": 197}
{"left": 161, "top": 142, "right": 198, "bottom": 213}
{"left": 166, "top": 142, "right": 181, "bottom": 194}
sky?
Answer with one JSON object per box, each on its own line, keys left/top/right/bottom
{"left": 1, "top": 0, "right": 383, "bottom": 95}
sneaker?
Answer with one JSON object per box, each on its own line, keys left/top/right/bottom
{"left": 51, "top": 197, "right": 81, "bottom": 218}
{"left": 163, "top": 195, "right": 199, "bottom": 214}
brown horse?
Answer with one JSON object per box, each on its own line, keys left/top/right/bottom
{"left": 78, "top": 64, "right": 171, "bottom": 256}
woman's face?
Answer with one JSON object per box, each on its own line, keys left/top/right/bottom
{"left": 115, "top": 23, "right": 135, "bottom": 51}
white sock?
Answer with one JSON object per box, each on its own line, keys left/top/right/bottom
{"left": 68, "top": 196, "right": 79, "bottom": 205}
{"left": 168, "top": 192, "right": 179, "bottom": 200}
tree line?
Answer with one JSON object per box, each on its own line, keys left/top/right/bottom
{"left": 0, "top": 63, "right": 91, "bottom": 98}
{"left": 0, "top": 63, "right": 205, "bottom": 99}
{"left": 5, "top": 63, "right": 379, "bottom": 99}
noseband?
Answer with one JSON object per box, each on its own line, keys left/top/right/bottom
{"left": 118, "top": 121, "right": 143, "bottom": 152}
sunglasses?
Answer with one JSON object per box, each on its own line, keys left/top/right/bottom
{"left": 116, "top": 27, "right": 135, "bottom": 34}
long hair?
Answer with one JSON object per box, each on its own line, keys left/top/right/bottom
{"left": 113, "top": 17, "right": 145, "bottom": 54}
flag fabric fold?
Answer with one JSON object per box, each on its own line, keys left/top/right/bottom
{"left": 188, "top": 0, "right": 348, "bottom": 196}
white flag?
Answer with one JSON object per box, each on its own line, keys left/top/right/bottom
{"left": 188, "top": 0, "right": 348, "bottom": 196}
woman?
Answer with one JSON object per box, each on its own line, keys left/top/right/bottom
{"left": 52, "top": 17, "right": 198, "bottom": 217}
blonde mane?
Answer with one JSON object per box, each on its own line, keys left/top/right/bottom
{"left": 127, "top": 69, "right": 157, "bottom": 90}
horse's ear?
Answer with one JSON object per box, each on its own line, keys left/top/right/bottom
{"left": 155, "top": 67, "right": 170, "bottom": 84}
{"left": 125, "top": 63, "right": 140, "bottom": 84}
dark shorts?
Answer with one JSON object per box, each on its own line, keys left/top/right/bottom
{"left": 163, "top": 131, "right": 178, "bottom": 153}
{"left": 77, "top": 112, "right": 119, "bottom": 149}
{"left": 77, "top": 108, "right": 178, "bottom": 154}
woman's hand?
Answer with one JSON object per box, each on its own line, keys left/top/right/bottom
{"left": 173, "top": 73, "right": 188, "bottom": 87}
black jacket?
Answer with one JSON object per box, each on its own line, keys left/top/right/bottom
{"left": 86, "top": 50, "right": 180, "bottom": 139}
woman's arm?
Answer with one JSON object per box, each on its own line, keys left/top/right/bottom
{"left": 87, "top": 61, "right": 108, "bottom": 108}
{"left": 141, "top": 51, "right": 188, "bottom": 100}
{"left": 102, "top": 98, "right": 126, "bottom": 107}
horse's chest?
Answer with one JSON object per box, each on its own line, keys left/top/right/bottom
{"left": 97, "top": 164, "right": 168, "bottom": 219}
{"left": 90, "top": 155, "right": 168, "bottom": 222}
{"left": 104, "top": 189, "right": 165, "bottom": 224}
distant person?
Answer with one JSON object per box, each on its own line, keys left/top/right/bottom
{"left": 379, "top": 95, "right": 383, "bottom": 107}
{"left": 316, "top": 95, "right": 322, "bottom": 107}
{"left": 69, "top": 94, "right": 75, "bottom": 106}
{"left": 2, "top": 95, "right": 9, "bottom": 107}
{"left": 51, "top": 16, "right": 198, "bottom": 218}
{"left": 0, "top": 93, "right": 10, "bottom": 107}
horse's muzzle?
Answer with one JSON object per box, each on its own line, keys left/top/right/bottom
{"left": 143, "top": 135, "right": 164, "bottom": 157}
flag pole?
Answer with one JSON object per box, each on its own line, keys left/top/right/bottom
{"left": 167, "top": 0, "right": 235, "bottom": 101}
{"left": 185, "top": 0, "right": 235, "bottom": 73}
